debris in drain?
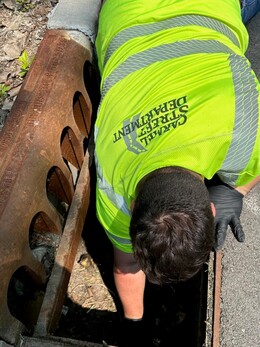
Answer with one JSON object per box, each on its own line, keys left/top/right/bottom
{"left": 61, "top": 305, "right": 69, "bottom": 316}
{"left": 30, "top": 231, "right": 61, "bottom": 278}
{"left": 78, "top": 253, "right": 95, "bottom": 269}
{"left": 6, "top": 230, "right": 61, "bottom": 329}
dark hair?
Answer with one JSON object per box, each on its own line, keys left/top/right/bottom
{"left": 130, "top": 168, "right": 214, "bottom": 285}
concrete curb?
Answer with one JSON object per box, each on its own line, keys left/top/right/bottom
{"left": 47, "top": 0, "right": 102, "bottom": 44}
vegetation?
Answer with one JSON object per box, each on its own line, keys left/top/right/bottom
{"left": 18, "top": 50, "right": 34, "bottom": 77}
{"left": 15, "top": 0, "right": 35, "bottom": 12}
{"left": 0, "top": 83, "right": 11, "bottom": 103}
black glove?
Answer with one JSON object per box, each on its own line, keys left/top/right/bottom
{"left": 207, "top": 184, "right": 245, "bottom": 251}
{"left": 117, "top": 317, "right": 152, "bottom": 347}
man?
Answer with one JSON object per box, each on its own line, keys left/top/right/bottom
{"left": 94, "top": 1, "right": 260, "bottom": 345}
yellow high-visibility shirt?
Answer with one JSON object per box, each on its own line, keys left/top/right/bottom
{"left": 94, "top": 0, "right": 260, "bottom": 252}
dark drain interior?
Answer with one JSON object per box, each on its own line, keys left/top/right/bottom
{"left": 143, "top": 263, "right": 209, "bottom": 347}
{"left": 54, "top": 259, "right": 209, "bottom": 347}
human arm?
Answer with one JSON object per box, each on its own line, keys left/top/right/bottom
{"left": 235, "top": 175, "right": 260, "bottom": 195}
{"left": 113, "top": 247, "right": 148, "bottom": 347}
{"left": 207, "top": 175, "right": 260, "bottom": 250}
{"left": 113, "top": 247, "right": 146, "bottom": 319}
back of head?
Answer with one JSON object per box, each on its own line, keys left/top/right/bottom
{"left": 130, "top": 168, "right": 214, "bottom": 285}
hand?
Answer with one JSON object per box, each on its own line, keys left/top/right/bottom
{"left": 207, "top": 184, "right": 245, "bottom": 250}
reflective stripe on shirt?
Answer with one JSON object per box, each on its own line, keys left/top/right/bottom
{"left": 101, "top": 40, "right": 234, "bottom": 101}
{"left": 103, "top": 15, "right": 241, "bottom": 67}
{"left": 218, "top": 54, "right": 259, "bottom": 185}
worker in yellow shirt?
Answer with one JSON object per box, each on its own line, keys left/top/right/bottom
{"left": 94, "top": 1, "right": 260, "bottom": 345}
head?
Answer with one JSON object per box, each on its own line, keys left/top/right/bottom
{"left": 130, "top": 167, "right": 215, "bottom": 285}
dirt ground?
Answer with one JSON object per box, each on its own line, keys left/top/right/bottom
{"left": 0, "top": 0, "right": 58, "bottom": 124}
{"left": 0, "top": 2, "right": 210, "bottom": 346}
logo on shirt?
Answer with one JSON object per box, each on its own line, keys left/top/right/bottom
{"left": 112, "top": 95, "right": 188, "bottom": 154}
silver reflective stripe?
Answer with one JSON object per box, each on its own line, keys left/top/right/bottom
{"left": 219, "top": 54, "right": 259, "bottom": 185}
{"left": 104, "top": 15, "right": 240, "bottom": 66}
{"left": 105, "top": 230, "right": 132, "bottom": 245}
{"left": 101, "top": 39, "right": 233, "bottom": 101}
{"left": 95, "top": 127, "right": 130, "bottom": 215}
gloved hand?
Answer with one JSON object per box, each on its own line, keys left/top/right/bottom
{"left": 207, "top": 184, "right": 245, "bottom": 251}
{"left": 117, "top": 317, "right": 151, "bottom": 347}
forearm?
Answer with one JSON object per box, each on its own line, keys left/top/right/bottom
{"left": 235, "top": 175, "right": 260, "bottom": 195}
{"left": 113, "top": 247, "right": 146, "bottom": 319}
{"left": 114, "top": 267, "right": 146, "bottom": 319}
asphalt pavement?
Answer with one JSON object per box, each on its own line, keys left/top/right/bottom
{"left": 220, "top": 11, "right": 260, "bottom": 347}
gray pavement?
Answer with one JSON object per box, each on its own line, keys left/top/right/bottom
{"left": 220, "top": 12, "right": 260, "bottom": 347}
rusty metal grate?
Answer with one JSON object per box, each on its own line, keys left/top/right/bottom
{"left": 0, "top": 29, "right": 98, "bottom": 346}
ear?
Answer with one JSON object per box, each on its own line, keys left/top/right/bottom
{"left": 211, "top": 202, "right": 216, "bottom": 217}
{"left": 130, "top": 200, "right": 135, "bottom": 213}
